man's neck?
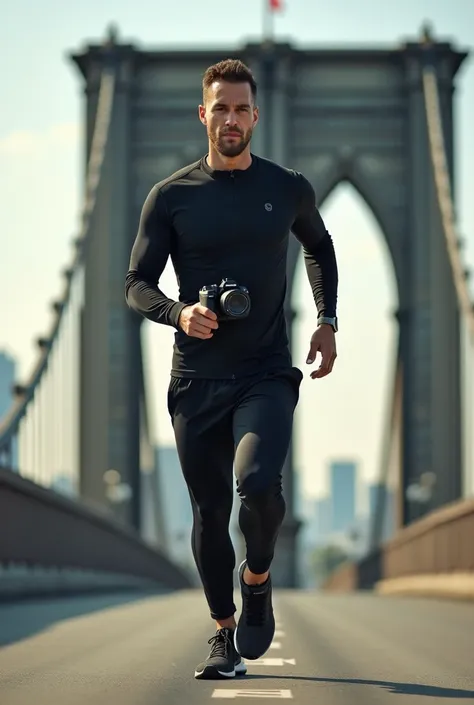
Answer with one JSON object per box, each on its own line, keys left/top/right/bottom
{"left": 206, "top": 146, "right": 252, "bottom": 171}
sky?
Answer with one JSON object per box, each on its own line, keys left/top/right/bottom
{"left": 1, "top": 0, "right": 473, "bottom": 505}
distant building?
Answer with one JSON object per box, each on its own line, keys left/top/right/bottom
{"left": 329, "top": 460, "right": 357, "bottom": 534}
{"left": 0, "top": 350, "right": 15, "bottom": 421}
{"left": 367, "top": 481, "right": 396, "bottom": 543}
{"left": 0, "top": 351, "right": 18, "bottom": 469}
{"left": 293, "top": 466, "right": 306, "bottom": 520}
{"left": 155, "top": 445, "right": 195, "bottom": 572}
{"left": 315, "top": 495, "right": 331, "bottom": 541}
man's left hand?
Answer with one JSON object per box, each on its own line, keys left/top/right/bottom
{"left": 306, "top": 324, "right": 337, "bottom": 379}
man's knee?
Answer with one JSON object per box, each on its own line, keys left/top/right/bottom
{"left": 237, "top": 475, "right": 286, "bottom": 534}
{"left": 237, "top": 472, "right": 283, "bottom": 503}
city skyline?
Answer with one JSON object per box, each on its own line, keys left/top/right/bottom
{"left": 1, "top": 0, "right": 473, "bottom": 502}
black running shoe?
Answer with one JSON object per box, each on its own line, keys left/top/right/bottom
{"left": 194, "top": 627, "right": 247, "bottom": 680}
{"left": 234, "top": 559, "right": 275, "bottom": 660}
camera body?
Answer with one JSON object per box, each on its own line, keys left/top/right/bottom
{"left": 199, "top": 278, "right": 251, "bottom": 322}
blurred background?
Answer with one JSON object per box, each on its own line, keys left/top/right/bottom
{"left": 1, "top": 0, "right": 473, "bottom": 594}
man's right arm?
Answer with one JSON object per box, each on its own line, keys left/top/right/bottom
{"left": 125, "top": 185, "right": 186, "bottom": 329}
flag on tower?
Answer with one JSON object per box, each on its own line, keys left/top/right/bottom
{"left": 263, "top": 0, "right": 283, "bottom": 41}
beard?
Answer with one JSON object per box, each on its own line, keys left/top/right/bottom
{"left": 210, "top": 126, "right": 253, "bottom": 158}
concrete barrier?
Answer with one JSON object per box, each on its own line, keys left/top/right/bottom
{"left": 323, "top": 497, "right": 474, "bottom": 599}
{"left": 0, "top": 467, "right": 193, "bottom": 592}
{"left": 375, "top": 573, "right": 474, "bottom": 601}
{"left": 0, "top": 563, "right": 167, "bottom": 602}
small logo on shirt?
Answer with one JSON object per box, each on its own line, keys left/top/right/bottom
{"left": 264, "top": 203, "right": 273, "bottom": 211}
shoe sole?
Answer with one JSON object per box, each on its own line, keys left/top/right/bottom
{"left": 234, "top": 559, "right": 246, "bottom": 658}
{"left": 194, "top": 661, "right": 247, "bottom": 679}
{"left": 234, "top": 559, "right": 274, "bottom": 661}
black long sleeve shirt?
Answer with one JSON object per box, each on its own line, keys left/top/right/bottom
{"left": 125, "top": 154, "right": 338, "bottom": 379}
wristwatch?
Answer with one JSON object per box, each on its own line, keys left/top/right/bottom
{"left": 318, "top": 316, "right": 338, "bottom": 332}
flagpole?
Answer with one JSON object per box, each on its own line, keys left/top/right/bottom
{"left": 263, "top": 0, "right": 274, "bottom": 43}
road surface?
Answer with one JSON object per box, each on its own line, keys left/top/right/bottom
{"left": 1, "top": 588, "right": 473, "bottom": 703}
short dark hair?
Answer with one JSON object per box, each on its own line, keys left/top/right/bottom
{"left": 202, "top": 59, "right": 257, "bottom": 104}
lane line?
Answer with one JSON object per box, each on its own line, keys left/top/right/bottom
{"left": 245, "top": 657, "right": 296, "bottom": 667}
{"left": 212, "top": 689, "right": 293, "bottom": 699}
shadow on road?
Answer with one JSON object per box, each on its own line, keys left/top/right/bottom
{"left": 243, "top": 674, "right": 474, "bottom": 698}
{"left": 0, "top": 589, "right": 170, "bottom": 648}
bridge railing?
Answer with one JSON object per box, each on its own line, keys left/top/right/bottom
{"left": 0, "top": 62, "right": 115, "bottom": 494}
{"left": 323, "top": 495, "right": 474, "bottom": 592}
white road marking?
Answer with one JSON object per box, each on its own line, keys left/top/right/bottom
{"left": 246, "top": 658, "right": 296, "bottom": 667}
{"left": 269, "top": 641, "right": 281, "bottom": 649}
{"left": 212, "top": 689, "right": 293, "bottom": 699}
{"left": 274, "top": 630, "right": 285, "bottom": 638}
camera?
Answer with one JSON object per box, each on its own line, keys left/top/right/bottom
{"left": 199, "top": 278, "right": 251, "bottom": 321}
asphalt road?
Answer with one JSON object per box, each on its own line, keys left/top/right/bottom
{"left": 0, "top": 588, "right": 473, "bottom": 704}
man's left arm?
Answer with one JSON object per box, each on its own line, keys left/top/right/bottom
{"left": 291, "top": 173, "right": 339, "bottom": 379}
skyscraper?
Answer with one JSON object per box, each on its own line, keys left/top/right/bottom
{"left": 155, "top": 445, "right": 195, "bottom": 572}
{"left": 0, "top": 351, "right": 17, "bottom": 469}
{"left": 0, "top": 350, "right": 15, "bottom": 421}
{"left": 367, "top": 481, "right": 396, "bottom": 543}
{"left": 315, "top": 495, "right": 331, "bottom": 541}
{"left": 329, "top": 460, "right": 357, "bottom": 534}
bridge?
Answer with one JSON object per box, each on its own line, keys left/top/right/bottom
{"left": 1, "top": 24, "right": 474, "bottom": 703}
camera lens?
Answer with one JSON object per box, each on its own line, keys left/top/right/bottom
{"left": 220, "top": 290, "right": 250, "bottom": 317}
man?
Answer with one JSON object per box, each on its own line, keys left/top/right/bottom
{"left": 125, "top": 58, "right": 338, "bottom": 680}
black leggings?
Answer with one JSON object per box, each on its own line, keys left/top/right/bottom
{"left": 167, "top": 366, "right": 302, "bottom": 620}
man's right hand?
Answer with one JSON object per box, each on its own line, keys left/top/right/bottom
{"left": 178, "top": 304, "right": 218, "bottom": 340}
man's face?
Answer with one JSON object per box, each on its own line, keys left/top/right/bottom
{"left": 199, "top": 80, "right": 259, "bottom": 158}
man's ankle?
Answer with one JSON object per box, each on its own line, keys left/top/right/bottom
{"left": 216, "top": 617, "right": 236, "bottom": 631}
{"left": 243, "top": 566, "right": 269, "bottom": 586}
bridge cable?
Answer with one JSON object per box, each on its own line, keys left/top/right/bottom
{"left": 0, "top": 64, "right": 116, "bottom": 458}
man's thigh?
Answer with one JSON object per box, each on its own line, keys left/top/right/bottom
{"left": 168, "top": 377, "right": 235, "bottom": 502}
{"left": 232, "top": 367, "right": 303, "bottom": 491}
